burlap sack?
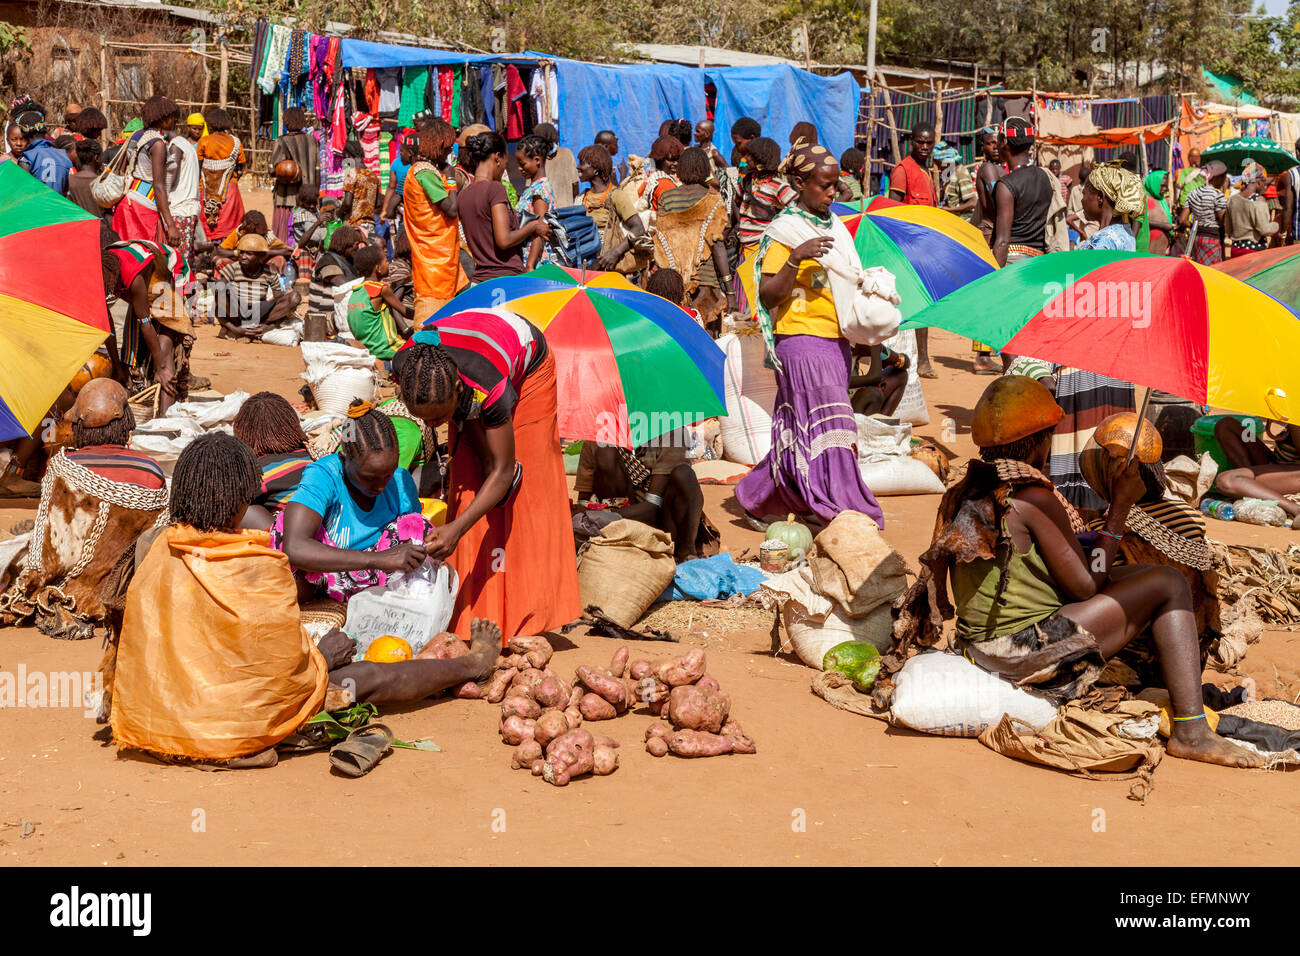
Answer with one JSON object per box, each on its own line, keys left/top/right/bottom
{"left": 978, "top": 700, "right": 1163, "bottom": 776}
{"left": 577, "top": 519, "right": 676, "bottom": 627}
{"left": 806, "top": 510, "right": 908, "bottom": 619}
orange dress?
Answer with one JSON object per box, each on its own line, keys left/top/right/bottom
{"left": 404, "top": 161, "right": 466, "bottom": 308}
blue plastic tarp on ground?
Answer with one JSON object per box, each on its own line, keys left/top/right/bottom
{"left": 657, "top": 553, "right": 768, "bottom": 603}
{"left": 706, "top": 65, "right": 859, "bottom": 159}
{"left": 552, "top": 57, "right": 707, "bottom": 166}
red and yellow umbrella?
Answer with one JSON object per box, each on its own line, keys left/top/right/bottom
{"left": 0, "top": 162, "right": 110, "bottom": 440}
{"left": 904, "top": 250, "right": 1300, "bottom": 421}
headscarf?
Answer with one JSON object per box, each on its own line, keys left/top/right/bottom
{"left": 932, "top": 141, "right": 962, "bottom": 166}
{"left": 185, "top": 112, "right": 209, "bottom": 138}
{"left": 779, "top": 139, "right": 838, "bottom": 177}
{"left": 1087, "top": 163, "right": 1146, "bottom": 220}
{"left": 1239, "top": 160, "right": 1266, "bottom": 185}
{"left": 1144, "top": 170, "right": 1170, "bottom": 224}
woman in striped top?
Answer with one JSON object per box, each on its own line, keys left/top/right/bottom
{"left": 735, "top": 137, "right": 797, "bottom": 248}
{"left": 395, "top": 309, "right": 580, "bottom": 643}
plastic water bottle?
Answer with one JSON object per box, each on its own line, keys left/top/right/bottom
{"left": 1233, "top": 498, "right": 1288, "bottom": 527}
{"left": 1200, "top": 499, "right": 1235, "bottom": 522}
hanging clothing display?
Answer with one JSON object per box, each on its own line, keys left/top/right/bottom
{"left": 258, "top": 25, "right": 292, "bottom": 94}
{"left": 505, "top": 65, "right": 527, "bottom": 139}
{"left": 354, "top": 112, "right": 381, "bottom": 172}
{"left": 399, "top": 67, "right": 427, "bottom": 127}
{"left": 438, "top": 67, "right": 455, "bottom": 123}
{"left": 376, "top": 68, "right": 402, "bottom": 114}
{"left": 481, "top": 67, "right": 496, "bottom": 131}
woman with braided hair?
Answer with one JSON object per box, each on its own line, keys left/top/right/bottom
{"left": 232, "top": 391, "right": 314, "bottom": 511}
{"left": 394, "top": 309, "right": 580, "bottom": 643}
{"left": 271, "top": 400, "right": 429, "bottom": 602}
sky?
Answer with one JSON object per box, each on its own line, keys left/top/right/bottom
{"left": 1261, "top": 0, "right": 1288, "bottom": 14}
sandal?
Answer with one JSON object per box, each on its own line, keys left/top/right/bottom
{"left": 328, "top": 722, "right": 394, "bottom": 777}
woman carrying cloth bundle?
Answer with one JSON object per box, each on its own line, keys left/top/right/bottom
{"left": 735, "top": 140, "right": 901, "bottom": 529}
{"left": 902, "top": 376, "right": 1261, "bottom": 768}
{"left": 111, "top": 95, "right": 182, "bottom": 247}
{"left": 197, "top": 108, "right": 247, "bottom": 244}
{"left": 1047, "top": 162, "right": 1142, "bottom": 511}
{"left": 394, "top": 309, "right": 580, "bottom": 643}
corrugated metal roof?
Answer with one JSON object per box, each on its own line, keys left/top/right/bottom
{"left": 624, "top": 43, "right": 797, "bottom": 68}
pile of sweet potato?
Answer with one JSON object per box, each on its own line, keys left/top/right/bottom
{"left": 488, "top": 636, "right": 621, "bottom": 787}
{"left": 631, "top": 648, "right": 757, "bottom": 759}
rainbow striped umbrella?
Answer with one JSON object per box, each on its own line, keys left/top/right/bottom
{"left": 904, "top": 251, "right": 1300, "bottom": 421}
{"left": 736, "top": 198, "right": 998, "bottom": 320}
{"left": 839, "top": 197, "right": 999, "bottom": 319}
{"left": 0, "top": 163, "right": 110, "bottom": 440}
{"left": 1213, "top": 245, "right": 1300, "bottom": 311}
{"left": 428, "top": 263, "right": 725, "bottom": 447}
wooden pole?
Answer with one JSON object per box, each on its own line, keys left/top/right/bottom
{"left": 801, "top": 23, "right": 811, "bottom": 70}
{"left": 878, "top": 71, "right": 902, "bottom": 166}
{"left": 99, "top": 39, "right": 111, "bottom": 138}
{"left": 219, "top": 37, "right": 229, "bottom": 109}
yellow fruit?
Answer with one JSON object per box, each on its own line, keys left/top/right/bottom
{"left": 364, "top": 635, "right": 413, "bottom": 663}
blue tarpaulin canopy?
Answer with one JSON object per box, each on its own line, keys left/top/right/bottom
{"left": 707, "top": 65, "right": 859, "bottom": 159}
{"left": 329, "top": 40, "right": 857, "bottom": 161}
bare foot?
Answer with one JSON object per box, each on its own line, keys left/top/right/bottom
{"left": 467, "top": 618, "right": 503, "bottom": 681}
{"left": 1167, "top": 722, "right": 1265, "bottom": 768}
{"left": 917, "top": 362, "right": 939, "bottom": 380}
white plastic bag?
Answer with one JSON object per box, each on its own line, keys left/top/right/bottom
{"left": 889, "top": 651, "right": 1059, "bottom": 737}
{"left": 759, "top": 566, "right": 893, "bottom": 667}
{"left": 882, "top": 327, "right": 929, "bottom": 425}
{"left": 717, "top": 328, "right": 777, "bottom": 466}
{"left": 839, "top": 265, "right": 903, "bottom": 346}
{"left": 261, "top": 319, "right": 304, "bottom": 347}
{"left": 344, "top": 560, "right": 460, "bottom": 659}
{"left": 163, "top": 391, "right": 249, "bottom": 427}
{"left": 300, "top": 340, "right": 377, "bottom": 417}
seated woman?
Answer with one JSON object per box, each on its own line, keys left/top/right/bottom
{"left": 572, "top": 440, "right": 714, "bottom": 562}
{"left": 109, "top": 432, "right": 499, "bottom": 766}
{"left": 849, "top": 343, "right": 910, "bottom": 416}
{"left": 209, "top": 210, "right": 289, "bottom": 270}
{"left": 231, "top": 391, "right": 314, "bottom": 513}
{"left": 1211, "top": 415, "right": 1300, "bottom": 529}
{"left": 0, "top": 379, "right": 168, "bottom": 640}
{"left": 272, "top": 401, "right": 431, "bottom": 602}
{"left": 919, "top": 376, "right": 1259, "bottom": 767}
{"left": 395, "top": 313, "right": 581, "bottom": 642}
{"left": 651, "top": 147, "right": 736, "bottom": 331}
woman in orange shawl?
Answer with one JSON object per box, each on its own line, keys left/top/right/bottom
{"left": 197, "top": 107, "right": 247, "bottom": 243}
{"left": 395, "top": 315, "right": 581, "bottom": 644}
{"left": 403, "top": 119, "right": 466, "bottom": 321}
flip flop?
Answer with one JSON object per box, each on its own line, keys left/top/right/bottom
{"left": 328, "top": 722, "right": 394, "bottom": 777}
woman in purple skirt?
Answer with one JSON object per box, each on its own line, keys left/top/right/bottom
{"left": 735, "top": 141, "right": 886, "bottom": 529}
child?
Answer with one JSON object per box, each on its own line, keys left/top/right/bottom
{"left": 645, "top": 268, "right": 699, "bottom": 322}
{"left": 292, "top": 186, "right": 330, "bottom": 280}
{"left": 837, "top": 148, "right": 866, "bottom": 204}
{"left": 211, "top": 211, "right": 289, "bottom": 275}
{"left": 345, "top": 243, "right": 409, "bottom": 362}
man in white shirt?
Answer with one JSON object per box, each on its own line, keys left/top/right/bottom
{"left": 168, "top": 115, "right": 204, "bottom": 273}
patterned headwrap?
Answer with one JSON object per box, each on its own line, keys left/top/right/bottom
{"left": 1239, "top": 160, "right": 1266, "bottom": 185}
{"left": 932, "top": 141, "right": 962, "bottom": 165}
{"left": 1086, "top": 162, "right": 1146, "bottom": 219}
{"left": 779, "top": 138, "right": 838, "bottom": 177}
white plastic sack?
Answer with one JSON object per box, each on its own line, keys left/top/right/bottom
{"left": 890, "top": 651, "right": 1059, "bottom": 737}
{"left": 839, "top": 265, "right": 903, "bottom": 347}
{"left": 882, "top": 327, "right": 929, "bottom": 425}
{"left": 718, "top": 329, "right": 777, "bottom": 466}
{"left": 129, "top": 417, "right": 213, "bottom": 476}
{"left": 760, "top": 566, "right": 893, "bottom": 667}
{"left": 261, "top": 319, "right": 304, "bottom": 347}
{"left": 163, "top": 390, "right": 249, "bottom": 427}
{"left": 855, "top": 415, "right": 945, "bottom": 495}
{"left": 344, "top": 560, "right": 460, "bottom": 659}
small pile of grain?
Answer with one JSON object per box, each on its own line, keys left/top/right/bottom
{"left": 638, "top": 600, "right": 776, "bottom": 638}
{"left": 1221, "top": 698, "right": 1300, "bottom": 731}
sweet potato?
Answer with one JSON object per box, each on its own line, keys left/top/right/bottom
{"left": 534, "top": 676, "right": 568, "bottom": 710}
{"left": 507, "top": 635, "right": 554, "bottom": 667}
{"left": 590, "top": 733, "right": 620, "bottom": 750}
{"left": 453, "top": 681, "right": 482, "bottom": 699}
{"left": 482, "top": 667, "right": 518, "bottom": 703}
{"left": 576, "top": 665, "right": 627, "bottom": 711}
{"left": 499, "top": 653, "right": 528, "bottom": 670}
{"left": 609, "top": 645, "right": 630, "bottom": 679}
{"left": 722, "top": 719, "right": 756, "bottom": 755}
{"left": 579, "top": 692, "right": 617, "bottom": 721}
{"left": 654, "top": 648, "right": 706, "bottom": 686}
{"left": 510, "top": 739, "right": 543, "bottom": 769}
{"left": 567, "top": 685, "right": 584, "bottom": 709}
{"left": 509, "top": 668, "right": 548, "bottom": 699}
{"left": 533, "top": 709, "right": 570, "bottom": 749}
{"left": 420, "top": 632, "right": 469, "bottom": 660}
{"left": 543, "top": 728, "right": 595, "bottom": 786}
{"left": 646, "top": 737, "right": 668, "bottom": 757}
{"left": 563, "top": 706, "right": 583, "bottom": 730}
{"left": 633, "top": 676, "right": 670, "bottom": 707}
{"left": 629, "top": 659, "right": 652, "bottom": 681}
{"left": 644, "top": 722, "right": 669, "bottom": 741}
{"left": 696, "top": 675, "right": 720, "bottom": 693}
{"left": 530, "top": 758, "right": 545, "bottom": 776}
{"left": 667, "top": 729, "right": 733, "bottom": 757}
{"left": 592, "top": 745, "right": 619, "bottom": 775}
{"left": 501, "top": 695, "right": 541, "bottom": 721}
{"left": 666, "top": 684, "right": 730, "bottom": 734}
{"left": 500, "top": 715, "right": 535, "bottom": 746}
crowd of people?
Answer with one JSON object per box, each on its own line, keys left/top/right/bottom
{"left": 2, "top": 86, "right": 1293, "bottom": 774}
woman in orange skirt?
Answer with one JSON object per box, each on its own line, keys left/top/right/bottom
{"left": 394, "top": 309, "right": 580, "bottom": 642}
